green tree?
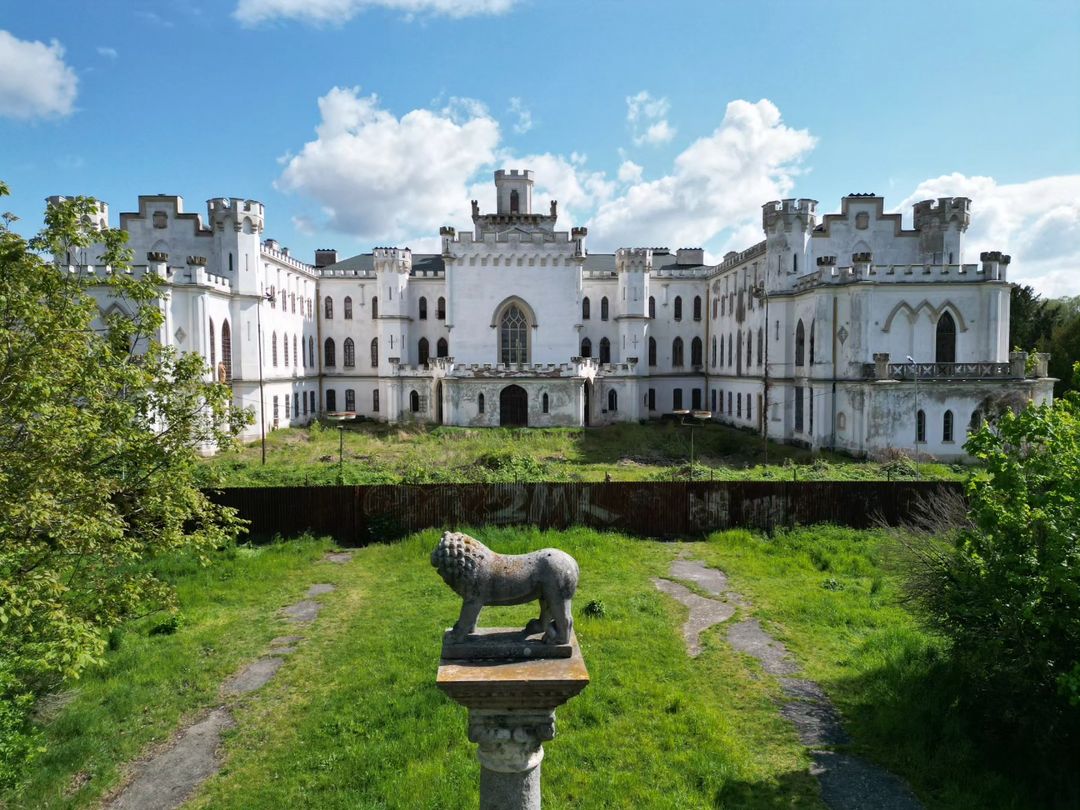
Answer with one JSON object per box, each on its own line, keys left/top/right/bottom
{"left": 912, "top": 365, "right": 1080, "bottom": 803}
{"left": 1009, "top": 283, "right": 1057, "bottom": 350}
{"left": 0, "top": 183, "right": 249, "bottom": 788}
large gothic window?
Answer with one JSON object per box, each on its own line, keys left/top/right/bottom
{"left": 936, "top": 311, "right": 956, "bottom": 363}
{"left": 795, "top": 320, "right": 805, "bottom": 366}
{"left": 672, "top": 337, "right": 684, "bottom": 367}
{"left": 437, "top": 338, "right": 448, "bottom": 358}
{"left": 691, "top": 336, "right": 703, "bottom": 367}
{"left": 324, "top": 337, "right": 335, "bottom": 367}
{"left": 418, "top": 337, "right": 430, "bottom": 365}
{"left": 437, "top": 297, "right": 446, "bottom": 319}
{"left": 221, "top": 320, "right": 232, "bottom": 380}
{"left": 581, "top": 337, "right": 592, "bottom": 358}
{"left": 499, "top": 304, "right": 529, "bottom": 364}
{"left": 599, "top": 338, "right": 611, "bottom": 364}
{"left": 343, "top": 337, "right": 355, "bottom": 368}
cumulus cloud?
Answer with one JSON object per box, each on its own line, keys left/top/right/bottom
{"left": 626, "top": 90, "right": 675, "bottom": 146}
{"left": 0, "top": 30, "right": 78, "bottom": 120}
{"left": 589, "top": 99, "right": 817, "bottom": 251}
{"left": 617, "top": 159, "right": 643, "bottom": 184}
{"left": 899, "top": 173, "right": 1080, "bottom": 297}
{"left": 234, "top": 0, "right": 516, "bottom": 25}
{"left": 277, "top": 86, "right": 500, "bottom": 241}
{"left": 508, "top": 96, "right": 532, "bottom": 134}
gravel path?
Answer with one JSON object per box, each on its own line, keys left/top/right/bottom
{"left": 655, "top": 559, "right": 923, "bottom": 810}
{"left": 104, "top": 571, "right": 344, "bottom": 809}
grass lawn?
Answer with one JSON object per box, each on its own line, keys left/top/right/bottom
{"left": 197, "top": 421, "right": 965, "bottom": 486}
{"left": 5, "top": 527, "right": 1027, "bottom": 809}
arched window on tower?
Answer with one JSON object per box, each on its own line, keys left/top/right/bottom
{"left": 324, "top": 337, "right": 335, "bottom": 367}
{"left": 272, "top": 331, "right": 278, "bottom": 366}
{"left": 649, "top": 296, "right": 656, "bottom": 319}
{"left": 370, "top": 338, "right": 378, "bottom": 367}
{"left": 674, "top": 296, "right": 683, "bottom": 321}
{"left": 343, "top": 337, "right": 355, "bottom": 368}
{"left": 344, "top": 296, "right": 353, "bottom": 319}
{"left": 437, "top": 338, "right": 448, "bottom": 358}
{"left": 437, "top": 297, "right": 446, "bottom": 319}
{"left": 582, "top": 297, "right": 591, "bottom": 320}
{"left": 510, "top": 189, "right": 520, "bottom": 213}
{"left": 795, "top": 320, "right": 805, "bottom": 366}
{"left": 580, "top": 337, "right": 592, "bottom": 358}
{"left": 648, "top": 337, "right": 657, "bottom": 366}
{"left": 419, "top": 296, "right": 428, "bottom": 320}
{"left": 693, "top": 295, "right": 702, "bottom": 321}
{"left": 418, "top": 337, "right": 430, "bottom": 366}
{"left": 672, "top": 337, "right": 684, "bottom": 367}
{"left": 936, "top": 311, "right": 956, "bottom": 363}
{"left": 221, "top": 320, "right": 232, "bottom": 380}
{"left": 371, "top": 297, "right": 379, "bottom": 319}
{"left": 324, "top": 296, "right": 333, "bottom": 319}
{"left": 600, "top": 297, "right": 609, "bottom": 321}
{"left": 499, "top": 304, "right": 529, "bottom": 364}
{"left": 410, "top": 390, "right": 420, "bottom": 413}
{"left": 599, "top": 337, "right": 611, "bottom": 364}
{"left": 943, "top": 409, "right": 954, "bottom": 442}
{"left": 608, "top": 389, "right": 618, "bottom": 412}
{"left": 691, "top": 336, "right": 703, "bottom": 367}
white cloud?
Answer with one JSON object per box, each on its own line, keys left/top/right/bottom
{"left": 96, "top": 46, "right": 118, "bottom": 59}
{"left": 899, "top": 173, "right": 1080, "bottom": 297}
{"left": 617, "top": 159, "right": 643, "bottom": 184}
{"left": 508, "top": 97, "right": 532, "bottom": 134}
{"left": 277, "top": 86, "right": 500, "bottom": 241}
{"left": 626, "top": 90, "right": 675, "bottom": 146}
{"left": 0, "top": 30, "right": 78, "bottom": 120}
{"left": 590, "top": 99, "right": 817, "bottom": 251}
{"left": 234, "top": 0, "right": 516, "bottom": 25}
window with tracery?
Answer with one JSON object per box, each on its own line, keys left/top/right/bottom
{"left": 500, "top": 304, "right": 529, "bottom": 364}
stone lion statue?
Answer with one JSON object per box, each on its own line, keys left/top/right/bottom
{"left": 431, "top": 531, "right": 579, "bottom": 644}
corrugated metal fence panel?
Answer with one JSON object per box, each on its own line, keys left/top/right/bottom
{"left": 204, "top": 481, "right": 965, "bottom": 545}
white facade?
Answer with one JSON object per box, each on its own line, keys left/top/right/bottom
{"left": 61, "top": 170, "right": 1055, "bottom": 460}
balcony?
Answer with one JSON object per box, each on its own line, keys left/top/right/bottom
{"left": 861, "top": 362, "right": 1013, "bottom": 380}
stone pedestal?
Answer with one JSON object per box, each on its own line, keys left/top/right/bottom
{"left": 437, "top": 629, "right": 589, "bottom": 810}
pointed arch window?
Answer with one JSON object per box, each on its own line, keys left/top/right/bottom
{"left": 936, "top": 311, "right": 956, "bottom": 363}
{"left": 308, "top": 336, "right": 314, "bottom": 368}
{"left": 809, "top": 320, "right": 816, "bottom": 365}
{"left": 478, "top": 393, "right": 485, "bottom": 414}
{"left": 649, "top": 296, "right": 656, "bottom": 319}
{"left": 418, "top": 337, "right": 430, "bottom": 366}
{"left": 437, "top": 297, "right": 446, "bottom": 320}
{"left": 323, "top": 337, "right": 335, "bottom": 367}
{"left": 747, "top": 330, "right": 753, "bottom": 367}
{"left": 917, "top": 409, "right": 926, "bottom": 443}
{"left": 599, "top": 337, "right": 611, "bottom": 364}
{"left": 795, "top": 320, "right": 805, "bottom": 366}
{"left": 419, "top": 296, "right": 428, "bottom": 320}
{"left": 344, "top": 296, "right": 353, "bottom": 319}
{"left": 608, "top": 389, "right": 618, "bottom": 412}
{"left": 343, "top": 337, "right": 355, "bottom": 368}
{"left": 410, "top": 390, "right": 420, "bottom": 413}
{"left": 693, "top": 295, "right": 702, "bottom": 321}
{"left": 720, "top": 335, "right": 724, "bottom": 367}
{"left": 542, "top": 393, "right": 549, "bottom": 414}
{"left": 672, "top": 337, "right": 684, "bottom": 367}
{"left": 293, "top": 335, "right": 298, "bottom": 369}
{"left": 648, "top": 337, "right": 657, "bottom": 366}
{"left": 324, "top": 296, "right": 333, "bottom": 319}
{"left": 727, "top": 332, "right": 733, "bottom": 366}
{"left": 272, "top": 331, "right": 278, "bottom": 366}
{"left": 221, "top": 320, "right": 232, "bottom": 380}
{"left": 371, "top": 297, "right": 379, "bottom": 319}
{"left": 711, "top": 336, "right": 717, "bottom": 367}
{"left": 370, "top": 338, "right": 379, "bottom": 368}
{"left": 581, "top": 337, "right": 592, "bottom": 358}
{"left": 600, "top": 297, "right": 609, "bottom": 321}
{"left": 510, "top": 189, "right": 520, "bottom": 213}
{"left": 736, "top": 330, "right": 742, "bottom": 373}
{"left": 943, "top": 409, "right": 954, "bottom": 442}
{"left": 674, "top": 296, "right": 683, "bottom": 321}
{"left": 437, "top": 338, "right": 448, "bottom": 358}
{"left": 291, "top": 293, "right": 296, "bottom": 313}
{"left": 499, "top": 304, "right": 529, "bottom": 364}
{"left": 582, "top": 297, "right": 591, "bottom": 320}
{"left": 283, "top": 332, "right": 289, "bottom": 366}
{"left": 691, "top": 336, "right": 703, "bottom": 367}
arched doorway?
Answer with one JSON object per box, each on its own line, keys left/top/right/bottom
{"left": 500, "top": 385, "right": 528, "bottom": 427}
{"left": 583, "top": 382, "right": 592, "bottom": 427}
{"left": 435, "top": 381, "right": 444, "bottom": 425}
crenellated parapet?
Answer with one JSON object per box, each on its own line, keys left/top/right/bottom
{"left": 762, "top": 198, "right": 818, "bottom": 232}
{"left": 207, "top": 197, "right": 264, "bottom": 234}
{"left": 373, "top": 247, "right": 412, "bottom": 274}
{"left": 913, "top": 197, "right": 971, "bottom": 233}
{"left": 615, "top": 247, "right": 653, "bottom": 273}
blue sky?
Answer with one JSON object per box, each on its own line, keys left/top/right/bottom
{"left": 2, "top": 0, "right": 1078, "bottom": 293}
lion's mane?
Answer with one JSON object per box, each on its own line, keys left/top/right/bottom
{"left": 431, "top": 531, "right": 494, "bottom": 596}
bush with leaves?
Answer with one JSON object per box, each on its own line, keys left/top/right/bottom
{"left": 0, "top": 183, "right": 249, "bottom": 788}
{"left": 909, "top": 366, "right": 1080, "bottom": 802}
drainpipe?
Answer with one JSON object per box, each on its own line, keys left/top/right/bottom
{"left": 831, "top": 295, "right": 838, "bottom": 452}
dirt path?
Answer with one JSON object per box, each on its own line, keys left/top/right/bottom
{"left": 655, "top": 559, "right": 923, "bottom": 810}
{"left": 103, "top": 551, "right": 352, "bottom": 810}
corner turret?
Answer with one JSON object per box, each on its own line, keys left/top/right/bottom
{"left": 762, "top": 199, "right": 817, "bottom": 288}
{"left": 913, "top": 197, "right": 970, "bottom": 263}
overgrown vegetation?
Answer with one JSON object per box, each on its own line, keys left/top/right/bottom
{"left": 1009, "top": 283, "right": 1080, "bottom": 397}
{"left": 0, "top": 184, "right": 248, "bottom": 790}
{"left": 198, "top": 419, "right": 964, "bottom": 486}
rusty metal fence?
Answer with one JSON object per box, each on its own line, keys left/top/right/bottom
{"left": 205, "top": 481, "right": 963, "bottom": 546}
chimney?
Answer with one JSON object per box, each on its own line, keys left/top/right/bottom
{"left": 315, "top": 249, "right": 338, "bottom": 268}
{"left": 676, "top": 248, "right": 704, "bottom": 266}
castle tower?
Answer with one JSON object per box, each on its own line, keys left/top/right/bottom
{"left": 46, "top": 196, "right": 110, "bottom": 266}
{"left": 373, "top": 247, "right": 413, "bottom": 366}
{"left": 207, "top": 198, "right": 264, "bottom": 295}
{"left": 616, "top": 248, "right": 652, "bottom": 370}
{"left": 913, "top": 197, "right": 970, "bottom": 264}
{"left": 494, "top": 169, "right": 534, "bottom": 215}
{"left": 761, "top": 198, "right": 817, "bottom": 291}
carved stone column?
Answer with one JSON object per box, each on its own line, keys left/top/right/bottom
{"left": 437, "top": 630, "right": 589, "bottom": 810}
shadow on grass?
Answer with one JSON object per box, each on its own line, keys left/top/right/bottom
{"left": 713, "top": 768, "right": 825, "bottom": 809}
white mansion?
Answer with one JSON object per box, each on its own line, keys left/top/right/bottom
{"left": 63, "top": 169, "right": 1054, "bottom": 460}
